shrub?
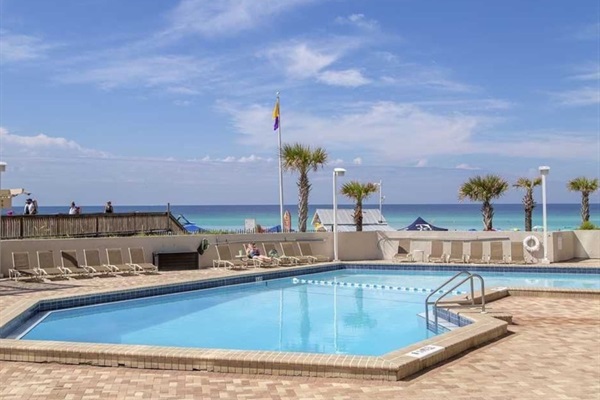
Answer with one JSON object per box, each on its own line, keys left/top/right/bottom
{"left": 579, "top": 221, "right": 598, "bottom": 230}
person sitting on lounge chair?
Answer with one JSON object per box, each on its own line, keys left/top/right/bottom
{"left": 245, "top": 242, "right": 272, "bottom": 263}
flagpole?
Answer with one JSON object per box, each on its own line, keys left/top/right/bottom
{"left": 276, "top": 92, "right": 284, "bottom": 231}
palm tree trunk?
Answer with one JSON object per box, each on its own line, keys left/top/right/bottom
{"left": 582, "top": 193, "right": 590, "bottom": 222}
{"left": 481, "top": 201, "right": 494, "bottom": 231}
{"left": 354, "top": 200, "right": 363, "bottom": 232}
{"left": 297, "top": 172, "right": 310, "bottom": 232}
{"left": 524, "top": 208, "right": 533, "bottom": 231}
{"left": 523, "top": 191, "right": 534, "bottom": 232}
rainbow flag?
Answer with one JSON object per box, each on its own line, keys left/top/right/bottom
{"left": 272, "top": 100, "right": 280, "bottom": 131}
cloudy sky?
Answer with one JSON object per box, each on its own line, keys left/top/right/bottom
{"left": 0, "top": 0, "right": 598, "bottom": 207}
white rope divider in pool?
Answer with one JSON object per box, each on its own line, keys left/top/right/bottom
{"left": 291, "top": 278, "right": 466, "bottom": 295}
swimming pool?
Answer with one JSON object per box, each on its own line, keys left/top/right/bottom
{"left": 14, "top": 266, "right": 599, "bottom": 357}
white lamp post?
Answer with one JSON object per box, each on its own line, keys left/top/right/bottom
{"left": 333, "top": 167, "right": 346, "bottom": 261}
{"left": 539, "top": 166, "right": 550, "bottom": 264}
{"left": 0, "top": 162, "right": 6, "bottom": 277}
{"left": 375, "top": 180, "right": 384, "bottom": 223}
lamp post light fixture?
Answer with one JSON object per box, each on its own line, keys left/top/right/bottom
{"left": 333, "top": 167, "right": 346, "bottom": 262}
{"left": 539, "top": 166, "right": 550, "bottom": 264}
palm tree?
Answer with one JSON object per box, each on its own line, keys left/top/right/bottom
{"left": 458, "top": 175, "right": 509, "bottom": 231}
{"left": 513, "top": 177, "right": 542, "bottom": 232}
{"left": 567, "top": 177, "right": 599, "bottom": 224}
{"left": 340, "top": 181, "right": 379, "bottom": 231}
{"left": 281, "top": 143, "right": 328, "bottom": 232}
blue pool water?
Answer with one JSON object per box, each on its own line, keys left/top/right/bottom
{"left": 19, "top": 268, "right": 600, "bottom": 356}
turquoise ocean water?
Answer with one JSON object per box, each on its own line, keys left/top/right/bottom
{"left": 18, "top": 203, "right": 600, "bottom": 232}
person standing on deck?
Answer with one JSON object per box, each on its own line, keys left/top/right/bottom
{"left": 104, "top": 201, "right": 114, "bottom": 213}
{"left": 69, "top": 202, "right": 77, "bottom": 215}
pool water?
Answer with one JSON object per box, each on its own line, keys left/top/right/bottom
{"left": 18, "top": 268, "right": 599, "bottom": 356}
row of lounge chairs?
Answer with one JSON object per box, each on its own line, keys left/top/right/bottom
{"left": 8, "top": 247, "right": 159, "bottom": 281}
{"left": 395, "top": 240, "right": 534, "bottom": 264}
{"left": 213, "top": 242, "right": 330, "bottom": 270}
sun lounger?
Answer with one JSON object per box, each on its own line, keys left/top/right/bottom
{"left": 9, "top": 252, "right": 42, "bottom": 281}
{"left": 426, "top": 241, "right": 446, "bottom": 263}
{"left": 128, "top": 247, "right": 159, "bottom": 273}
{"left": 60, "top": 250, "right": 93, "bottom": 278}
{"left": 394, "top": 239, "right": 414, "bottom": 263}
{"left": 37, "top": 250, "right": 68, "bottom": 279}
{"left": 213, "top": 244, "right": 250, "bottom": 270}
{"left": 83, "top": 249, "right": 117, "bottom": 275}
{"left": 466, "top": 241, "right": 486, "bottom": 264}
{"left": 447, "top": 241, "right": 466, "bottom": 263}
{"left": 106, "top": 248, "right": 142, "bottom": 274}
{"left": 509, "top": 242, "right": 531, "bottom": 264}
{"left": 488, "top": 241, "right": 506, "bottom": 264}
{"left": 281, "top": 242, "right": 312, "bottom": 264}
{"left": 263, "top": 243, "right": 296, "bottom": 266}
{"left": 298, "top": 242, "right": 330, "bottom": 263}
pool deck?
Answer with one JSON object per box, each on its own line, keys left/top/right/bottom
{"left": 0, "top": 261, "right": 599, "bottom": 399}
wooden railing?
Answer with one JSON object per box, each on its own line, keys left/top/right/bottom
{"left": 0, "top": 212, "right": 187, "bottom": 239}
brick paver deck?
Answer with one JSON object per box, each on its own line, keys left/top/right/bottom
{"left": 0, "top": 266, "right": 599, "bottom": 399}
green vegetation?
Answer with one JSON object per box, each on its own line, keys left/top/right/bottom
{"left": 282, "top": 143, "right": 328, "bottom": 232}
{"left": 578, "top": 221, "right": 598, "bottom": 230}
{"left": 340, "top": 181, "right": 379, "bottom": 231}
{"left": 567, "top": 177, "right": 599, "bottom": 224}
{"left": 513, "top": 177, "right": 542, "bottom": 232}
{"left": 459, "top": 174, "right": 509, "bottom": 231}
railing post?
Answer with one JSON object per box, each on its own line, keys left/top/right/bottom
{"left": 20, "top": 215, "right": 24, "bottom": 239}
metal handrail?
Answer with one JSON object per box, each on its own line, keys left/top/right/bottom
{"left": 425, "top": 270, "right": 486, "bottom": 333}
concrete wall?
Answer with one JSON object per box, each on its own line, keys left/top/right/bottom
{"left": 1, "top": 230, "right": 598, "bottom": 277}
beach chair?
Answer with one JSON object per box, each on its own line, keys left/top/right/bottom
{"left": 83, "top": 249, "right": 117, "bottom": 275}
{"left": 106, "top": 248, "right": 142, "bottom": 274}
{"left": 466, "top": 241, "right": 486, "bottom": 264}
{"left": 281, "top": 242, "right": 312, "bottom": 264}
{"left": 488, "top": 241, "right": 506, "bottom": 264}
{"left": 426, "top": 241, "right": 446, "bottom": 263}
{"left": 446, "top": 241, "right": 466, "bottom": 263}
{"left": 213, "top": 244, "right": 249, "bottom": 270}
{"left": 60, "top": 250, "right": 93, "bottom": 278}
{"left": 509, "top": 242, "right": 530, "bottom": 264}
{"left": 263, "top": 243, "right": 296, "bottom": 266}
{"left": 394, "top": 239, "right": 414, "bottom": 263}
{"left": 37, "top": 250, "right": 68, "bottom": 279}
{"left": 298, "top": 242, "right": 330, "bottom": 263}
{"left": 128, "top": 247, "right": 159, "bottom": 273}
{"left": 9, "top": 252, "right": 41, "bottom": 281}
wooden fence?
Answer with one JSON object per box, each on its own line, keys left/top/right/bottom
{"left": 0, "top": 212, "right": 187, "bottom": 239}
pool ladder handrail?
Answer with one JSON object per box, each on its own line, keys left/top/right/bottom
{"left": 425, "top": 270, "right": 486, "bottom": 333}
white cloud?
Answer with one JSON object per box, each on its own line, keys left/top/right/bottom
{"left": 571, "top": 22, "right": 600, "bottom": 41}
{"left": 164, "top": 0, "right": 315, "bottom": 38}
{"left": 353, "top": 157, "right": 362, "bottom": 165}
{"left": 0, "top": 30, "right": 56, "bottom": 64}
{"left": 568, "top": 63, "right": 600, "bottom": 81}
{"left": 553, "top": 87, "right": 600, "bottom": 106}
{"left": 415, "top": 159, "right": 428, "bottom": 167}
{"left": 0, "top": 127, "right": 108, "bottom": 158}
{"left": 455, "top": 163, "right": 480, "bottom": 170}
{"left": 335, "top": 14, "right": 379, "bottom": 30}
{"left": 317, "top": 69, "right": 370, "bottom": 87}
{"left": 58, "top": 56, "right": 214, "bottom": 90}
{"left": 267, "top": 42, "right": 339, "bottom": 79}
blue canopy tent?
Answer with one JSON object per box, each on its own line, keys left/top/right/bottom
{"left": 176, "top": 215, "right": 207, "bottom": 233}
{"left": 400, "top": 217, "right": 448, "bottom": 231}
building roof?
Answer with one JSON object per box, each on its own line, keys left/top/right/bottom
{"left": 311, "top": 209, "right": 396, "bottom": 232}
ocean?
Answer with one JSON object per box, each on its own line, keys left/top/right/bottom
{"left": 11, "top": 203, "right": 600, "bottom": 232}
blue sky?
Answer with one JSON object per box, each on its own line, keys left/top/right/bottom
{"left": 0, "top": 0, "right": 598, "bottom": 207}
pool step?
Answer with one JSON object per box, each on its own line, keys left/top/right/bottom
{"left": 291, "top": 278, "right": 466, "bottom": 295}
{"left": 417, "top": 312, "right": 459, "bottom": 331}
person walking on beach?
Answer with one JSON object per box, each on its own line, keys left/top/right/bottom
{"left": 23, "top": 199, "right": 32, "bottom": 215}
{"left": 29, "top": 199, "right": 38, "bottom": 215}
{"left": 104, "top": 201, "right": 114, "bottom": 213}
{"left": 69, "top": 202, "right": 77, "bottom": 215}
